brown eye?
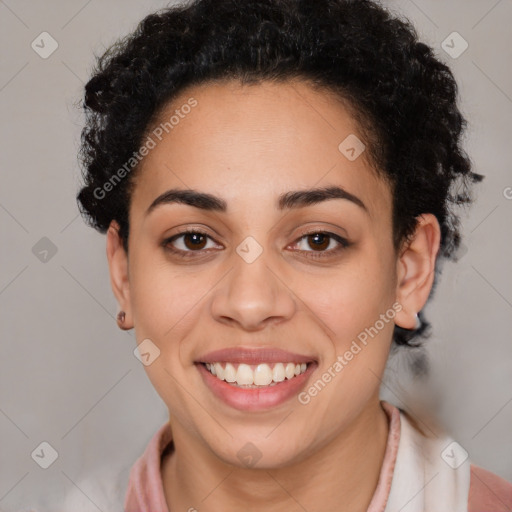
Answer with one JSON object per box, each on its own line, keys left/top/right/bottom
{"left": 163, "top": 229, "right": 220, "bottom": 257}
{"left": 182, "top": 232, "right": 207, "bottom": 250}
{"left": 306, "top": 233, "right": 330, "bottom": 251}
{"left": 291, "top": 231, "right": 350, "bottom": 259}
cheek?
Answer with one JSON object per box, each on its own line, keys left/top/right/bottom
{"left": 128, "top": 259, "right": 206, "bottom": 427}
{"left": 299, "top": 257, "right": 396, "bottom": 345}
{"left": 297, "top": 270, "right": 396, "bottom": 420}
{"left": 129, "top": 245, "right": 202, "bottom": 336}
{"left": 128, "top": 257, "right": 220, "bottom": 383}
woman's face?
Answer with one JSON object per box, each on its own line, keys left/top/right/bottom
{"left": 108, "top": 79, "right": 429, "bottom": 467}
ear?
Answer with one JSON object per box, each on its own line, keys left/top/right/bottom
{"left": 394, "top": 214, "right": 441, "bottom": 329}
{"left": 106, "top": 220, "right": 134, "bottom": 329}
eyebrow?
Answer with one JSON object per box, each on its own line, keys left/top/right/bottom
{"left": 145, "top": 185, "right": 368, "bottom": 215}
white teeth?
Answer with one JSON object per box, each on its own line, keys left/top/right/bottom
{"left": 254, "top": 364, "right": 273, "bottom": 385}
{"left": 272, "top": 363, "right": 285, "bottom": 382}
{"left": 236, "top": 364, "right": 254, "bottom": 385}
{"left": 214, "top": 362, "right": 224, "bottom": 380}
{"left": 224, "top": 363, "right": 236, "bottom": 383}
{"left": 285, "top": 363, "right": 296, "bottom": 379}
{"left": 204, "top": 361, "right": 309, "bottom": 386}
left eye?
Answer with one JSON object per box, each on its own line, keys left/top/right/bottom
{"left": 292, "top": 232, "right": 349, "bottom": 253}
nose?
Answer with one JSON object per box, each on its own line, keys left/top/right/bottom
{"left": 210, "top": 251, "right": 297, "bottom": 331}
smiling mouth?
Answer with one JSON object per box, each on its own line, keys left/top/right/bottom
{"left": 202, "top": 361, "right": 309, "bottom": 388}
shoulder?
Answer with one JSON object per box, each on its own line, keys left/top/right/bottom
{"left": 468, "top": 463, "right": 512, "bottom": 512}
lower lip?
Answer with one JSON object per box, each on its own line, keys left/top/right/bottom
{"left": 196, "top": 362, "right": 316, "bottom": 411}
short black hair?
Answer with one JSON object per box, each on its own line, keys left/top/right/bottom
{"left": 76, "top": 0, "right": 483, "bottom": 349}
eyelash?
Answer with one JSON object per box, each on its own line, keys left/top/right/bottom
{"left": 162, "top": 228, "right": 351, "bottom": 260}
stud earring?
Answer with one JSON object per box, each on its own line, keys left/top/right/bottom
{"left": 117, "top": 311, "right": 126, "bottom": 329}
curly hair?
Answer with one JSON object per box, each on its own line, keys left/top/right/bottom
{"left": 76, "top": 0, "right": 483, "bottom": 349}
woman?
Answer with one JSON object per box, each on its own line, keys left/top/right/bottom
{"left": 76, "top": 0, "right": 512, "bottom": 510}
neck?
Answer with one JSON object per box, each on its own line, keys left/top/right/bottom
{"left": 162, "top": 397, "right": 390, "bottom": 512}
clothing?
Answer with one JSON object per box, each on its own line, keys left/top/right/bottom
{"left": 124, "top": 400, "right": 512, "bottom": 511}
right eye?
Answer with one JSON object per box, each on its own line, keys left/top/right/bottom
{"left": 162, "top": 229, "right": 222, "bottom": 257}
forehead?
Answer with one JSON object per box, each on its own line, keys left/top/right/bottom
{"left": 131, "top": 79, "right": 390, "bottom": 219}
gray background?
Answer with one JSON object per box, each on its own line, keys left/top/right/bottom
{"left": 0, "top": 0, "right": 511, "bottom": 510}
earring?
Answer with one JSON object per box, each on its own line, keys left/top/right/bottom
{"left": 414, "top": 312, "right": 421, "bottom": 330}
{"left": 117, "top": 311, "right": 126, "bottom": 329}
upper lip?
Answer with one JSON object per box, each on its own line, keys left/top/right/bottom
{"left": 196, "top": 347, "right": 316, "bottom": 365}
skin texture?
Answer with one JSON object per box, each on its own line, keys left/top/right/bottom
{"left": 106, "top": 79, "right": 440, "bottom": 511}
